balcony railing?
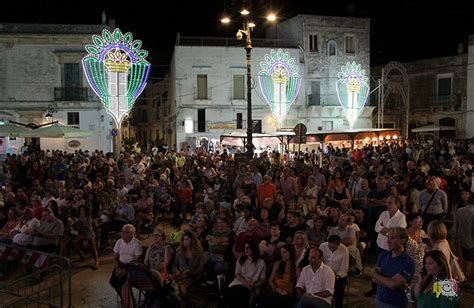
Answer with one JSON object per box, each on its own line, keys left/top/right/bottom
{"left": 429, "top": 95, "right": 460, "bottom": 106}
{"left": 54, "top": 87, "right": 89, "bottom": 101}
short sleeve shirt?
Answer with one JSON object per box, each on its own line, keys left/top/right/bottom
{"left": 376, "top": 251, "right": 415, "bottom": 307}
{"left": 114, "top": 237, "right": 143, "bottom": 264}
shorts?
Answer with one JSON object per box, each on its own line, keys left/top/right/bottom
{"left": 461, "top": 246, "right": 474, "bottom": 262}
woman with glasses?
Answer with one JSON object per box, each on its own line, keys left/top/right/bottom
{"left": 224, "top": 240, "right": 266, "bottom": 308}
{"left": 144, "top": 227, "right": 173, "bottom": 277}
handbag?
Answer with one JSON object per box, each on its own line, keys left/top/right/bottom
{"left": 449, "top": 249, "right": 465, "bottom": 282}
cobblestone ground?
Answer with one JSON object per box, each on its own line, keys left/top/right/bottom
{"left": 69, "top": 220, "right": 474, "bottom": 308}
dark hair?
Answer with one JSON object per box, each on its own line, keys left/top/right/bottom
{"left": 239, "top": 240, "right": 260, "bottom": 265}
{"left": 421, "top": 250, "right": 450, "bottom": 291}
{"left": 328, "top": 234, "right": 341, "bottom": 245}
{"left": 277, "top": 244, "right": 296, "bottom": 281}
{"left": 406, "top": 212, "right": 421, "bottom": 225}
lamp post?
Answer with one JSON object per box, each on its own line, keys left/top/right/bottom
{"left": 45, "top": 104, "right": 55, "bottom": 123}
{"left": 223, "top": 9, "right": 276, "bottom": 160}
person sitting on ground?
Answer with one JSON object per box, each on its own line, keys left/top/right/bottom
{"left": 30, "top": 208, "right": 64, "bottom": 253}
{"left": 109, "top": 224, "right": 143, "bottom": 303}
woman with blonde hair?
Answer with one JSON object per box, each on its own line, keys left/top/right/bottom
{"left": 427, "top": 221, "right": 465, "bottom": 282}
{"left": 293, "top": 230, "right": 310, "bottom": 274}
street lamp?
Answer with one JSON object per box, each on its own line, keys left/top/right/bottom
{"left": 45, "top": 104, "right": 55, "bottom": 122}
{"left": 223, "top": 9, "right": 276, "bottom": 159}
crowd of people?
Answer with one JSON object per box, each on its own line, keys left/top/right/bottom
{"left": 0, "top": 138, "right": 473, "bottom": 308}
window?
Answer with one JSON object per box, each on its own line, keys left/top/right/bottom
{"left": 309, "top": 34, "right": 318, "bottom": 52}
{"left": 237, "top": 113, "right": 243, "bottom": 129}
{"left": 308, "top": 81, "right": 320, "bottom": 106}
{"left": 345, "top": 35, "right": 355, "bottom": 54}
{"left": 197, "top": 74, "right": 208, "bottom": 99}
{"left": 328, "top": 40, "right": 337, "bottom": 56}
{"left": 233, "top": 75, "right": 245, "bottom": 99}
{"left": 67, "top": 112, "right": 80, "bottom": 127}
{"left": 437, "top": 75, "right": 452, "bottom": 96}
{"left": 198, "top": 109, "right": 206, "bottom": 132}
{"left": 64, "top": 63, "right": 80, "bottom": 88}
{"left": 322, "top": 121, "right": 333, "bottom": 131}
{"left": 252, "top": 120, "right": 262, "bottom": 133}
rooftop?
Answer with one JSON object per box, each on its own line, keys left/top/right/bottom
{"left": 0, "top": 23, "right": 111, "bottom": 35}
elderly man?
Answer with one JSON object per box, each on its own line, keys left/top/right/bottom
{"left": 329, "top": 214, "right": 363, "bottom": 275}
{"left": 320, "top": 235, "right": 349, "bottom": 308}
{"left": 419, "top": 177, "right": 448, "bottom": 229}
{"left": 110, "top": 224, "right": 143, "bottom": 300}
{"left": 296, "top": 247, "right": 336, "bottom": 308}
{"left": 370, "top": 228, "right": 414, "bottom": 308}
{"left": 233, "top": 218, "right": 264, "bottom": 258}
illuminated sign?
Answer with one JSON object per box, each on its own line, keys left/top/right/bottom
{"left": 335, "top": 62, "right": 369, "bottom": 129}
{"left": 258, "top": 49, "right": 301, "bottom": 127}
{"left": 82, "top": 28, "right": 150, "bottom": 125}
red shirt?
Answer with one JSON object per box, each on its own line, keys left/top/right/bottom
{"left": 257, "top": 182, "right": 277, "bottom": 207}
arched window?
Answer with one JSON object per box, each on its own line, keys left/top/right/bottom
{"left": 439, "top": 117, "right": 455, "bottom": 127}
{"left": 328, "top": 40, "right": 337, "bottom": 56}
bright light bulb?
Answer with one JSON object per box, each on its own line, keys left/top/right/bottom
{"left": 241, "top": 9, "right": 250, "bottom": 15}
{"left": 248, "top": 22, "right": 256, "bottom": 28}
{"left": 267, "top": 13, "right": 276, "bottom": 21}
{"left": 221, "top": 17, "right": 230, "bottom": 24}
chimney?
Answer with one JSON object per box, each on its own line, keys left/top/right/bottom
{"left": 458, "top": 42, "right": 464, "bottom": 54}
{"left": 109, "top": 19, "right": 116, "bottom": 29}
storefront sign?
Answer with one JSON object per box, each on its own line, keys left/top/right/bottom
{"left": 207, "top": 122, "right": 237, "bottom": 131}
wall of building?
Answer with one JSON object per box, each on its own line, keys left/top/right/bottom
{"left": 0, "top": 24, "right": 116, "bottom": 152}
{"left": 467, "top": 36, "right": 474, "bottom": 138}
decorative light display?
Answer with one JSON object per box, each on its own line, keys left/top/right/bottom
{"left": 336, "top": 62, "right": 369, "bottom": 129}
{"left": 258, "top": 49, "right": 301, "bottom": 127}
{"left": 82, "top": 28, "right": 150, "bottom": 125}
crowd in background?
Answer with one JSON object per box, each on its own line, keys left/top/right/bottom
{"left": 0, "top": 138, "right": 473, "bottom": 308}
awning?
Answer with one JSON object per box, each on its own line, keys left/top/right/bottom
{"left": 411, "top": 124, "right": 456, "bottom": 133}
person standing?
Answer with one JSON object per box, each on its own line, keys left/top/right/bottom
{"left": 370, "top": 227, "right": 415, "bottom": 308}
{"left": 452, "top": 192, "right": 474, "bottom": 281}
{"left": 320, "top": 235, "right": 349, "bottom": 308}
{"left": 419, "top": 178, "right": 448, "bottom": 229}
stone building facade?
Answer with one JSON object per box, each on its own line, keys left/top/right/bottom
{"left": 151, "top": 15, "right": 373, "bottom": 150}
{"left": 0, "top": 23, "right": 116, "bottom": 153}
{"left": 372, "top": 53, "right": 467, "bottom": 139}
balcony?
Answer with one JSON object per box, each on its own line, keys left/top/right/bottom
{"left": 54, "top": 87, "right": 89, "bottom": 101}
{"left": 429, "top": 95, "right": 460, "bottom": 106}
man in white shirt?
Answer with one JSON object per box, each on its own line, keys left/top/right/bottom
{"left": 329, "top": 214, "right": 363, "bottom": 275}
{"left": 320, "top": 235, "right": 349, "bottom": 308}
{"left": 366, "top": 195, "right": 407, "bottom": 297}
{"left": 296, "top": 247, "right": 335, "bottom": 308}
{"left": 110, "top": 224, "right": 143, "bottom": 299}
{"left": 11, "top": 207, "right": 40, "bottom": 247}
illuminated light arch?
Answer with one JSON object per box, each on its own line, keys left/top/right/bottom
{"left": 82, "top": 28, "right": 150, "bottom": 126}
{"left": 258, "top": 49, "right": 301, "bottom": 127}
{"left": 336, "top": 62, "right": 370, "bottom": 129}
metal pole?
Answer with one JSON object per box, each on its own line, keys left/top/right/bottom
{"left": 377, "top": 78, "right": 381, "bottom": 128}
{"left": 381, "top": 69, "right": 384, "bottom": 129}
{"left": 245, "top": 32, "right": 254, "bottom": 160}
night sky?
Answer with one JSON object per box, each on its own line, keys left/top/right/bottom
{"left": 1, "top": 0, "right": 474, "bottom": 79}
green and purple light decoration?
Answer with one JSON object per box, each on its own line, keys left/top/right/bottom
{"left": 82, "top": 28, "right": 150, "bottom": 125}
{"left": 336, "top": 62, "right": 369, "bottom": 129}
{"left": 258, "top": 49, "right": 301, "bottom": 127}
